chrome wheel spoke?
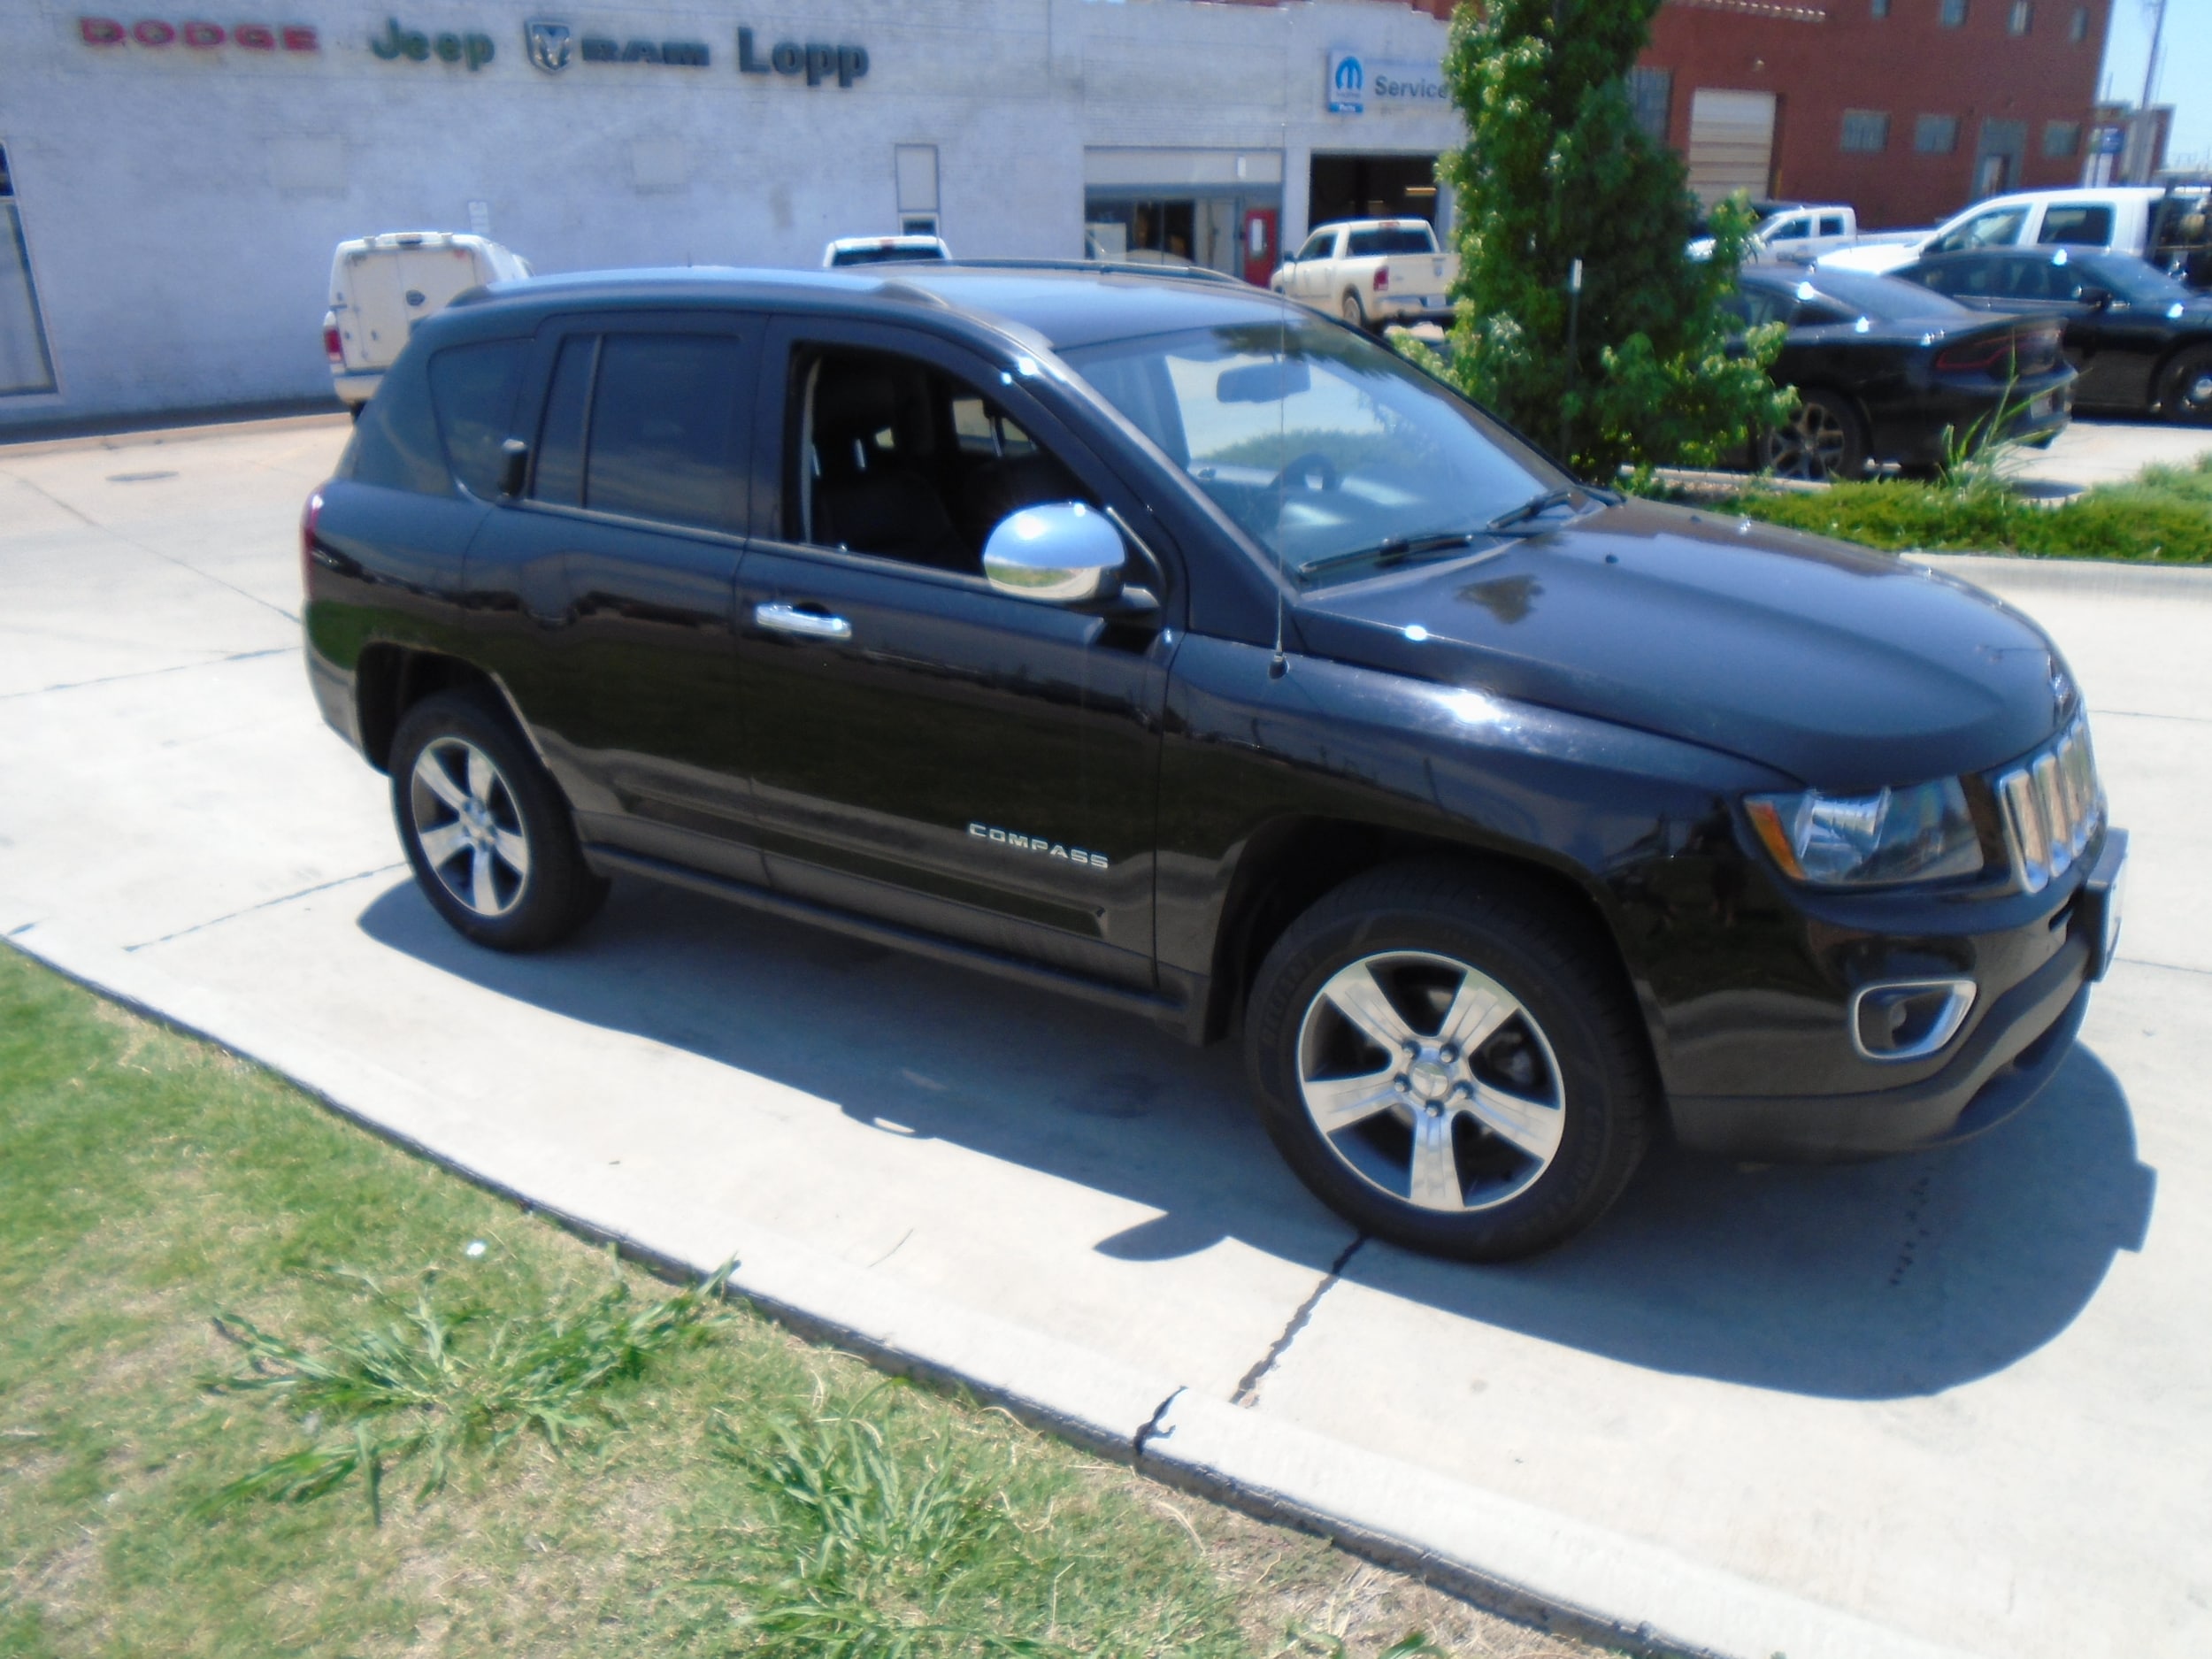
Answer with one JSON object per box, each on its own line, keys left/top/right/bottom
{"left": 417, "top": 820, "right": 470, "bottom": 866}
{"left": 489, "top": 826, "right": 531, "bottom": 879}
{"left": 1466, "top": 1081, "right": 1564, "bottom": 1163}
{"left": 1438, "top": 974, "right": 1515, "bottom": 1056}
{"left": 1305, "top": 1065, "right": 1402, "bottom": 1133}
{"left": 413, "top": 749, "right": 471, "bottom": 813}
{"left": 1319, "top": 961, "right": 1417, "bottom": 1054}
{"left": 1408, "top": 1110, "right": 1463, "bottom": 1210}
{"left": 469, "top": 844, "right": 501, "bottom": 912}
{"left": 466, "top": 748, "right": 498, "bottom": 808}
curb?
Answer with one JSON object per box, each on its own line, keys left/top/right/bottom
{"left": 1913, "top": 550, "right": 2212, "bottom": 599}
{"left": 4, "top": 920, "right": 1982, "bottom": 1659}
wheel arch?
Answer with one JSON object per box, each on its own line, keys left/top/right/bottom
{"left": 2150, "top": 338, "right": 2212, "bottom": 417}
{"left": 1202, "top": 815, "right": 1640, "bottom": 1048}
{"left": 356, "top": 644, "right": 513, "bottom": 774}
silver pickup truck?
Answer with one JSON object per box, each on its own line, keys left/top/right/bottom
{"left": 1271, "top": 219, "right": 1457, "bottom": 329}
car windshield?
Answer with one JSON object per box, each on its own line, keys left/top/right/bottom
{"left": 1346, "top": 226, "right": 1437, "bottom": 257}
{"left": 1062, "top": 320, "right": 1566, "bottom": 580}
{"left": 1793, "top": 268, "right": 1975, "bottom": 322}
{"left": 2075, "top": 251, "right": 2196, "bottom": 305}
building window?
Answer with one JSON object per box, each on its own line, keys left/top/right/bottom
{"left": 2070, "top": 5, "right": 2089, "bottom": 40}
{"left": 1840, "top": 110, "right": 1891, "bottom": 153}
{"left": 1916, "top": 114, "right": 1962, "bottom": 152}
{"left": 2043, "top": 120, "right": 2082, "bottom": 157}
{"left": 0, "top": 143, "right": 59, "bottom": 398}
{"left": 1628, "top": 66, "right": 1673, "bottom": 144}
{"left": 1871, "top": 0, "right": 1889, "bottom": 15}
{"left": 2008, "top": 0, "right": 2032, "bottom": 32}
{"left": 1940, "top": 0, "right": 1968, "bottom": 25}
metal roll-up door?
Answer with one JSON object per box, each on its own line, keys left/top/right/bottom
{"left": 1686, "top": 89, "right": 1777, "bottom": 209}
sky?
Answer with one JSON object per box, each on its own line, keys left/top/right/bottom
{"left": 2097, "top": 0, "right": 2208, "bottom": 167}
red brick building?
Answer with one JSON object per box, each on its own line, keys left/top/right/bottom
{"left": 1282, "top": 0, "right": 2111, "bottom": 232}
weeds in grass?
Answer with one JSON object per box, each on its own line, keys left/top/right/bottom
{"left": 196, "top": 1256, "right": 733, "bottom": 1521}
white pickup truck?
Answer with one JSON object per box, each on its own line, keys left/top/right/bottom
{"left": 322, "top": 231, "right": 531, "bottom": 413}
{"left": 1271, "top": 219, "right": 1457, "bottom": 329}
{"left": 1819, "top": 186, "right": 2212, "bottom": 286}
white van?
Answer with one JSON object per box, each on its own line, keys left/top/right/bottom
{"left": 322, "top": 232, "right": 531, "bottom": 412}
{"left": 1819, "top": 187, "right": 2212, "bottom": 285}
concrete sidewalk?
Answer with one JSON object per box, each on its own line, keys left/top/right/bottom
{"left": 3, "top": 420, "right": 2206, "bottom": 1659}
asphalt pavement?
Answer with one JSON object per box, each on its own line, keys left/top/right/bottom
{"left": 2, "top": 415, "right": 2207, "bottom": 1659}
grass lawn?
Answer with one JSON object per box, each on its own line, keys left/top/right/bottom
{"left": 0, "top": 945, "right": 1594, "bottom": 1659}
{"left": 1712, "top": 450, "right": 2212, "bottom": 563}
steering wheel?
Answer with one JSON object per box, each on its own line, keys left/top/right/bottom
{"left": 1271, "top": 450, "right": 1340, "bottom": 494}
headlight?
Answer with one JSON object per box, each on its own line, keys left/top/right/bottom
{"left": 1746, "top": 779, "right": 1984, "bottom": 887}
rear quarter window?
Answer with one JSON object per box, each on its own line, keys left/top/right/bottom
{"left": 2040, "top": 204, "right": 2115, "bottom": 246}
{"left": 428, "top": 339, "right": 527, "bottom": 499}
{"left": 341, "top": 357, "right": 449, "bottom": 496}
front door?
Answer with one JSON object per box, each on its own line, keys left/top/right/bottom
{"left": 462, "top": 311, "right": 762, "bottom": 879}
{"left": 733, "top": 319, "right": 1174, "bottom": 987}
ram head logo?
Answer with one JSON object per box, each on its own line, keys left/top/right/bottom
{"left": 525, "top": 19, "right": 572, "bottom": 73}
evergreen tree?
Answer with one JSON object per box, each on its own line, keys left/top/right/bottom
{"left": 1415, "top": 0, "right": 1791, "bottom": 480}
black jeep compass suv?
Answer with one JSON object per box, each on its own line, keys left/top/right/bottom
{"left": 302, "top": 263, "right": 2126, "bottom": 1259}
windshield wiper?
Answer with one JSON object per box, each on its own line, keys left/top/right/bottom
{"left": 1294, "top": 529, "right": 1486, "bottom": 580}
{"left": 1485, "top": 487, "right": 1583, "bottom": 534}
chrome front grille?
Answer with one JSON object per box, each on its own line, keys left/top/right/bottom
{"left": 1994, "top": 713, "right": 2101, "bottom": 893}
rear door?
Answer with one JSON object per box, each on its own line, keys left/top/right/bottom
{"left": 462, "top": 311, "right": 764, "bottom": 880}
{"left": 732, "top": 317, "right": 1173, "bottom": 987}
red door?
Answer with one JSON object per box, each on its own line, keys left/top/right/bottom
{"left": 1241, "top": 208, "right": 1279, "bottom": 288}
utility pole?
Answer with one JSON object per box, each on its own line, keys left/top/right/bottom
{"left": 2139, "top": 0, "right": 2166, "bottom": 113}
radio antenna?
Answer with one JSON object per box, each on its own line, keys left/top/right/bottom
{"left": 1269, "top": 121, "right": 1290, "bottom": 681}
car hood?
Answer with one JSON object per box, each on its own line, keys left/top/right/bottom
{"left": 1293, "top": 497, "right": 2070, "bottom": 791}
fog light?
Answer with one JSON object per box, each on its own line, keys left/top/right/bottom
{"left": 1850, "top": 979, "right": 1976, "bottom": 1062}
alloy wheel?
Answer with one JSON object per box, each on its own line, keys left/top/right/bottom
{"left": 408, "top": 736, "right": 532, "bottom": 918}
{"left": 1765, "top": 400, "right": 1848, "bottom": 480}
{"left": 1294, "top": 949, "right": 1566, "bottom": 1213}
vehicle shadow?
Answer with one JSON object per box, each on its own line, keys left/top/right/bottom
{"left": 357, "top": 876, "right": 2156, "bottom": 1402}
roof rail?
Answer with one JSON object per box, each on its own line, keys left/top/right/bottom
{"left": 935, "top": 257, "right": 1250, "bottom": 288}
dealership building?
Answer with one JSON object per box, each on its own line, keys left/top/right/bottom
{"left": 0, "top": 0, "right": 1463, "bottom": 431}
{"left": 2, "top": 0, "right": 2116, "bottom": 433}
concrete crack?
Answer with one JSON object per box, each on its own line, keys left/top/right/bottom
{"left": 125, "top": 864, "right": 405, "bottom": 951}
{"left": 1231, "top": 1233, "right": 1365, "bottom": 1409}
{"left": 1132, "top": 1386, "right": 1184, "bottom": 1458}
{"left": 0, "top": 647, "right": 295, "bottom": 702}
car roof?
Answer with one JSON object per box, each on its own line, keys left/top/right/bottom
{"left": 456, "top": 262, "right": 1295, "bottom": 352}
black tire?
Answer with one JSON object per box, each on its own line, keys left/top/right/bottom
{"left": 348, "top": 403, "right": 364, "bottom": 424}
{"left": 1761, "top": 388, "right": 1868, "bottom": 482}
{"left": 2159, "top": 345, "right": 2212, "bottom": 425}
{"left": 1245, "top": 860, "right": 1654, "bottom": 1261}
{"left": 388, "top": 688, "right": 607, "bottom": 951}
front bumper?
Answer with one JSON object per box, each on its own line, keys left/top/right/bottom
{"left": 1670, "top": 828, "right": 2126, "bottom": 1159}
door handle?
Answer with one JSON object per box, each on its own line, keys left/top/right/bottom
{"left": 754, "top": 602, "right": 852, "bottom": 642}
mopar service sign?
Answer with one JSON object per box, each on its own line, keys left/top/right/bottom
{"left": 1325, "top": 50, "right": 1448, "bottom": 115}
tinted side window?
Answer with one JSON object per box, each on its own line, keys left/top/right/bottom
{"left": 2040, "top": 204, "right": 2114, "bottom": 246}
{"left": 1297, "top": 230, "right": 1336, "bottom": 262}
{"left": 429, "top": 340, "right": 526, "bottom": 499}
{"left": 585, "top": 334, "right": 747, "bottom": 531}
{"left": 342, "top": 357, "right": 449, "bottom": 495}
{"left": 531, "top": 335, "right": 594, "bottom": 509}
{"left": 1930, "top": 206, "right": 2028, "bottom": 256}
{"left": 1818, "top": 215, "right": 1846, "bottom": 237}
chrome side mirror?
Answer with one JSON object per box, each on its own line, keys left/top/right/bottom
{"left": 982, "top": 502, "right": 1124, "bottom": 604}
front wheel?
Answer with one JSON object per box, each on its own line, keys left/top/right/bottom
{"left": 2160, "top": 345, "right": 2212, "bottom": 424}
{"left": 389, "top": 689, "right": 607, "bottom": 951}
{"left": 1245, "top": 862, "right": 1654, "bottom": 1260}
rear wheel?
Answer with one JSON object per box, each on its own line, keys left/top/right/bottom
{"left": 1763, "top": 390, "right": 1868, "bottom": 481}
{"left": 389, "top": 690, "right": 607, "bottom": 951}
{"left": 2159, "top": 345, "right": 2212, "bottom": 425}
{"left": 1245, "top": 861, "right": 1653, "bottom": 1260}
{"left": 1340, "top": 291, "right": 1368, "bottom": 329}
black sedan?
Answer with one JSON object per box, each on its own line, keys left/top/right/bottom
{"left": 1890, "top": 246, "right": 2212, "bottom": 424}
{"left": 1727, "top": 265, "right": 2076, "bottom": 480}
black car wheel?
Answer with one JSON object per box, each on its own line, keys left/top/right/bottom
{"left": 1245, "top": 861, "right": 1653, "bottom": 1260}
{"left": 2160, "top": 346, "right": 2212, "bottom": 425}
{"left": 390, "top": 689, "right": 607, "bottom": 951}
{"left": 1763, "top": 390, "right": 1867, "bottom": 482}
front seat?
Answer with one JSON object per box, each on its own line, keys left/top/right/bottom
{"left": 807, "top": 357, "right": 969, "bottom": 570}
